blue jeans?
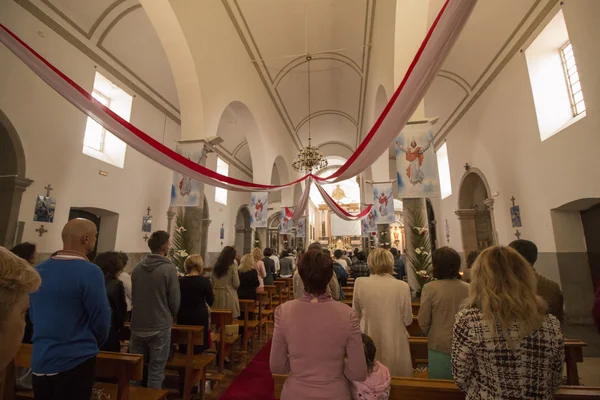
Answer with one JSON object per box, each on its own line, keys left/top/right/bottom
{"left": 129, "top": 328, "right": 171, "bottom": 389}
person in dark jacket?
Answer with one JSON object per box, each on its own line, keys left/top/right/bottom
{"left": 263, "top": 248, "right": 276, "bottom": 285}
{"left": 177, "top": 254, "right": 214, "bottom": 354}
{"left": 237, "top": 254, "right": 260, "bottom": 320}
{"left": 324, "top": 249, "right": 347, "bottom": 299}
{"left": 94, "top": 251, "right": 127, "bottom": 353}
{"left": 279, "top": 250, "right": 295, "bottom": 278}
{"left": 390, "top": 248, "right": 406, "bottom": 280}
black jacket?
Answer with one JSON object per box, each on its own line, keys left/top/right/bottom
{"left": 101, "top": 278, "right": 126, "bottom": 352}
{"left": 237, "top": 269, "right": 260, "bottom": 300}
{"left": 263, "top": 257, "right": 276, "bottom": 285}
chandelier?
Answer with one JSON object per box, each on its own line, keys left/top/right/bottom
{"left": 292, "top": 55, "right": 328, "bottom": 174}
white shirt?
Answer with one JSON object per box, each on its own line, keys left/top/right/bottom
{"left": 336, "top": 258, "right": 349, "bottom": 272}
{"left": 270, "top": 255, "right": 280, "bottom": 273}
{"left": 118, "top": 272, "right": 132, "bottom": 311}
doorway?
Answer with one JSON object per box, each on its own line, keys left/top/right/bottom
{"left": 0, "top": 110, "right": 32, "bottom": 247}
{"left": 267, "top": 213, "right": 280, "bottom": 252}
{"left": 456, "top": 169, "right": 496, "bottom": 256}
{"left": 580, "top": 202, "right": 600, "bottom": 289}
{"left": 235, "top": 206, "right": 251, "bottom": 255}
{"left": 426, "top": 199, "right": 437, "bottom": 252}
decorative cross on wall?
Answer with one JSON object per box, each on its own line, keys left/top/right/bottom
{"left": 511, "top": 196, "right": 516, "bottom": 207}
{"left": 44, "top": 184, "right": 53, "bottom": 197}
{"left": 515, "top": 229, "right": 522, "bottom": 239}
{"left": 143, "top": 234, "right": 149, "bottom": 242}
{"left": 36, "top": 225, "right": 48, "bottom": 237}
{"left": 146, "top": 207, "right": 151, "bottom": 216}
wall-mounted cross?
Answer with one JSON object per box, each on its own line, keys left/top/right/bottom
{"left": 146, "top": 207, "right": 151, "bottom": 216}
{"left": 44, "top": 184, "right": 53, "bottom": 197}
{"left": 36, "top": 225, "right": 48, "bottom": 237}
{"left": 515, "top": 229, "right": 521, "bottom": 239}
{"left": 143, "top": 234, "right": 149, "bottom": 242}
{"left": 511, "top": 196, "right": 516, "bottom": 207}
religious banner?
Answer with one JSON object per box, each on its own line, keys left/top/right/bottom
{"left": 249, "top": 192, "right": 268, "bottom": 228}
{"left": 280, "top": 207, "right": 294, "bottom": 234}
{"left": 361, "top": 205, "right": 377, "bottom": 237}
{"left": 296, "top": 217, "right": 306, "bottom": 238}
{"left": 395, "top": 125, "right": 439, "bottom": 198}
{"left": 373, "top": 184, "right": 394, "bottom": 224}
{"left": 170, "top": 142, "right": 204, "bottom": 207}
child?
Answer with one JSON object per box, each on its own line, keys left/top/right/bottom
{"left": 350, "top": 334, "right": 391, "bottom": 400}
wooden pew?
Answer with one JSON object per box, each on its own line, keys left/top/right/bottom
{"left": 407, "top": 337, "right": 586, "bottom": 385}
{"left": 272, "top": 374, "right": 600, "bottom": 399}
{"left": 411, "top": 301, "right": 420, "bottom": 315}
{"left": 5, "top": 344, "right": 168, "bottom": 400}
{"left": 167, "top": 325, "right": 215, "bottom": 400}
{"left": 210, "top": 309, "right": 237, "bottom": 372}
{"left": 236, "top": 300, "right": 260, "bottom": 352}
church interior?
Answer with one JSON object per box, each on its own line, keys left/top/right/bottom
{"left": 1, "top": 0, "right": 600, "bottom": 399}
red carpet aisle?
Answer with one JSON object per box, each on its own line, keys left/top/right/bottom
{"left": 219, "top": 340, "right": 275, "bottom": 400}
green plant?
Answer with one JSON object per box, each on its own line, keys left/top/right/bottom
{"left": 406, "top": 205, "right": 432, "bottom": 294}
{"left": 168, "top": 208, "right": 190, "bottom": 274}
{"left": 379, "top": 228, "right": 391, "bottom": 249}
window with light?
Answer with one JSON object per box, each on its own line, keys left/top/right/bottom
{"left": 215, "top": 157, "right": 229, "bottom": 205}
{"left": 82, "top": 72, "right": 132, "bottom": 168}
{"left": 436, "top": 143, "right": 452, "bottom": 200}
{"left": 560, "top": 42, "right": 586, "bottom": 117}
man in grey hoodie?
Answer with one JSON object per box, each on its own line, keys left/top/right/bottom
{"left": 129, "top": 230, "right": 180, "bottom": 389}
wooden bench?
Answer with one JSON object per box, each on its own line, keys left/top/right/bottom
{"left": 210, "top": 309, "right": 238, "bottom": 372}
{"left": 236, "top": 299, "right": 261, "bottom": 352}
{"left": 407, "top": 337, "right": 587, "bottom": 385}
{"left": 167, "top": 325, "right": 215, "bottom": 400}
{"left": 3, "top": 344, "right": 168, "bottom": 400}
{"left": 273, "top": 374, "right": 600, "bottom": 399}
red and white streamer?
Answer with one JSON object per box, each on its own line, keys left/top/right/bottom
{"left": 0, "top": 0, "right": 476, "bottom": 209}
{"left": 314, "top": 183, "right": 374, "bottom": 221}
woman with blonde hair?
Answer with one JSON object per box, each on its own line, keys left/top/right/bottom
{"left": 237, "top": 254, "right": 260, "bottom": 301}
{"left": 0, "top": 246, "right": 41, "bottom": 370}
{"left": 251, "top": 247, "right": 267, "bottom": 287}
{"left": 352, "top": 248, "right": 413, "bottom": 376}
{"left": 452, "top": 246, "right": 564, "bottom": 399}
{"left": 178, "top": 255, "right": 213, "bottom": 353}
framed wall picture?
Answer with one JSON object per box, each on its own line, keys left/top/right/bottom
{"left": 142, "top": 215, "right": 152, "bottom": 232}
{"left": 33, "top": 196, "right": 56, "bottom": 223}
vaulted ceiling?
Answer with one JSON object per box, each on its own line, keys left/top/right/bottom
{"left": 9, "top": 0, "right": 563, "bottom": 177}
{"left": 223, "top": 0, "right": 375, "bottom": 151}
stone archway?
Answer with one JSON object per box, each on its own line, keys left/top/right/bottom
{"left": 0, "top": 110, "right": 32, "bottom": 247}
{"left": 235, "top": 206, "right": 251, "bottom": 255}
{"left": 455, "top": 168, "right": 497, "bottom": 257}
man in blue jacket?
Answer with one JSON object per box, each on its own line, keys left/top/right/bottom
{"left": 30, "top": 218, "right": 111, "bottom": 400}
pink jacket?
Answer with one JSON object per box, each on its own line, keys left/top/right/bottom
{"left": 350, "top": 361, "right": 391, "bottom": 400}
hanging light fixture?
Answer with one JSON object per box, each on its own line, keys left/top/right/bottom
{"left": 292, "top": 55, "right": 328, "bottom": 174}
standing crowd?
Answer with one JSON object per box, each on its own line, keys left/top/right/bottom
{"left": 0, "top": 217, "right": 599, "bottom": 399}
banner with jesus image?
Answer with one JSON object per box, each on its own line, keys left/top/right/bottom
{"left": 249, "top": 192, "right": 268, "bottom": 228}
{"left": 296, "top": 217, "right": 306, "bottom": 238}
{"left": 372, "top": 184, "right": 394, "bottom": 224}
{"left": 280, "top": 207, "right": 294, "bottom": 235}
{"left": 395, "top": 124, "right": 440, "bottom": 198}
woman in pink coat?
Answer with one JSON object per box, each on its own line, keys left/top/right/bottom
{"left": 270, "top": 249, "right": 368, "bottom": 399}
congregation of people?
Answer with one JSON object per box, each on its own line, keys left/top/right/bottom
{"left": 1, "top": 216, "right": 600, "bottom": 399}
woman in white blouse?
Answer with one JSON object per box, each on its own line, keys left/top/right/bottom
{"left": 352, "top": 248, "right": 413, "bottom": 376}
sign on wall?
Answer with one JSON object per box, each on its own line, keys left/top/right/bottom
{"left": 170, "top": 142, "right": 204, "bottom": 207}
{"left": 395, "top": 125, "right": 440, "bottom": 198}
{"left": 373, "top": 184, "right": 395, "bottom": 224}
{"left": 250, "top": 192, "right": 268, "bottom": 228}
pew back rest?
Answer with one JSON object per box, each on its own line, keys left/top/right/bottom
{"left": 272, "top": 375, "right": 600, "bottom": 400}
{"left": 170, "top": 324, "right": 204, "bottom": 346}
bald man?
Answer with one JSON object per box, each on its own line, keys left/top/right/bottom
{"left": 29, "top": 218, "right": 111, "bottom": 400}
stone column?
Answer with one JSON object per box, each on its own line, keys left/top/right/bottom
{"left": 0, "top": 176, "right": 33, "bottom": 247}
{"left": 403, "top": 198, "right": 431, "bottom": 298}
{"left": 201, "top": 218, "right": 211, "bottom": 262}
{"left": 183, "top": 144, "right": 211, "bottom": 256}
{"left": 256, "top": 227, "right": 267, "bottom": 250}
{"left": 455, "top": 209, "right": 479, "bottom": 258}
{"left": 166, "top": 207, "right": 176, "bottom": 233}
{"left": 483, "top": 198, "right": 498, "bottom": 245}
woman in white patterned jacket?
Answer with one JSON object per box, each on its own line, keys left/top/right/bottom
{"left": 452, "top": 246, "right": 564, "bottom": 400}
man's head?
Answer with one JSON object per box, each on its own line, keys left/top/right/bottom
{"left": 0, "top": 247, "right": 41, "bottom": 370}
{"left": 390, "top": 248, "right": 398, "bottom": 257}
{"left": 334, "top": 249, "right": 343, "bottom": 259}
{"left": 61, "top": 218, "right": 97, "bottom": 255}
{"left": 307, "top": 242, "right": 323, "bottom": 252}
{"left": 148, "top": 230, "right": 170, "bottom": 256}
{"left": 508, "top": 239, "right": 538, "bottom": 266}
{"left": 357, "top": 251, "right": 367, "bottom": 262}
